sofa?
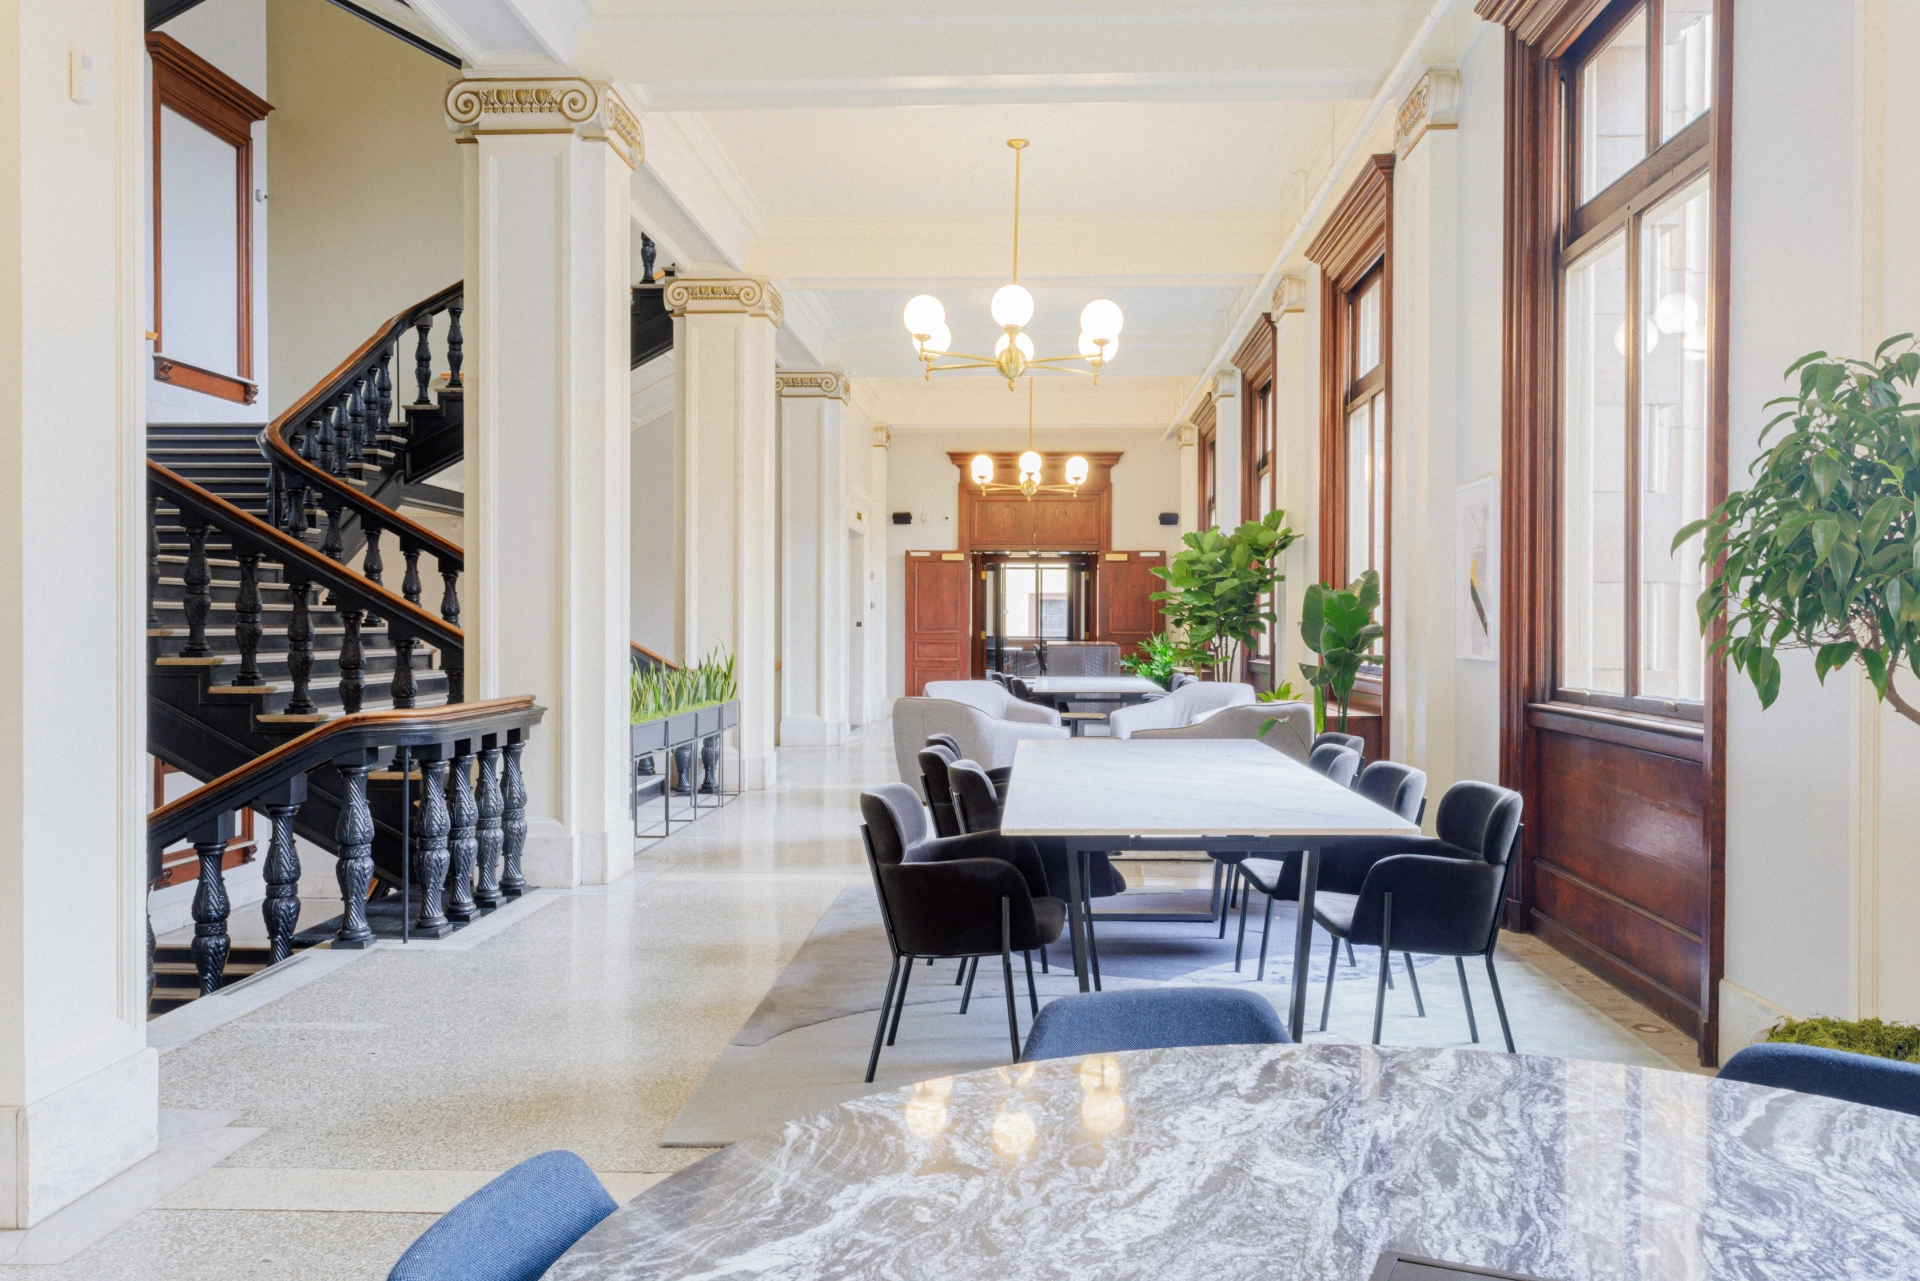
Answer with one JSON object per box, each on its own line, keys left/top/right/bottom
{"left": 891, "top": 695, "right": 1070, "bottom": 786}
{"left": 1129, "top": 701, "right": 1315, "bottom": 761}
{"left": 1106, "top": 681, "right": 1255, "bottom": 739}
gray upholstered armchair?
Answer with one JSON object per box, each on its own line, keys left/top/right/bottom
{"left": 890, "top": 696, "right": 1069, "bottom": 785}
{"left": 1129, "top": 700, "right": 1314, "bottom": 761}
{"left": 1106, "top": 681, "right": 1255, "bottom": 739}
{"left": 923, "top": 680, "right": 1062, "bottom": 727}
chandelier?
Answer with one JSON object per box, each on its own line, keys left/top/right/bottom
{"left": 903, "top": 139, "right": 1124, "bottom": 388}
{"left": 970, "top": 381, "right": 1089, "bottom": 500}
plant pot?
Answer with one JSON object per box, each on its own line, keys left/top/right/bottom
{"left": 665, "top": 712, "right": 699, "bottom": 747}
{"left": 721, "top": 699, "right": 740, "bottom": 730}
{"left": 695, "top": 705, "right": 723, "bottom": 737}
{"left": 631, "top": 718, "right": 669, "bottom": 754}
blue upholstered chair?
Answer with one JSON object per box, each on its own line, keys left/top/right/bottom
{"left": 1719, "top": 1042, "right": 1920, "bottom": 1117}
{"left": 388, "top": 1150, "right": 617, "bottom": 1281}
{"left": 1022, "top": 987, "right": 1290, "bottom": 1061}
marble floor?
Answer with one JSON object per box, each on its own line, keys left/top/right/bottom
{"left": 13, "top": 724, "right": 1703, "bottom": 1278}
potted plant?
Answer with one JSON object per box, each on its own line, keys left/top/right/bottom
{"left": 1149, "top": 510, "right": 1300, "bottom": 681}
{"left": 1676, "top": 337, "right": 1920, "bottom": 723}
{"left": 1764, "top": 1016, "right": 1920, "bottom": 1062}
{"left": 1298, "top": 570, "right": 1382, "bottom": 734}
{"left": 629, "top": 649, "right": 739, "bottom": 796}
{"left": 1119, "top": 632, "right": 1182, "bottom": 688}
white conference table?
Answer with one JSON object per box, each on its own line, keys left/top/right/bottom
{"left": 999, "top": 738, "right": 1418, "bottom": 1040}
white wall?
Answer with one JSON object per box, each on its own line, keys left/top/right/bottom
{"left": 884, "top": 425, "right": 1186, "bottom": 697}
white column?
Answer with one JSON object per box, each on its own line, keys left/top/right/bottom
{"left": 0, "top": 0, "right": 158, "bottom": 1226}
{"left": 1389, "top": 68, "right": 1461, "bottom": 793}
{"left": 776, "top": 372, "right": 849, "bottom": 747}
{"left": 1273, "top": 273, "right": 1314, "bottom": 686}
{"left": 671, "top": 277, "right": 782, "bottom": 788}
{"left": 866, "top": 425, "right": 891, "bottom": 715}
{"left": 1176, "top": 424, "right": 1199, "bottom": 534}
{"left": 1213, "top": 368, "right": 1243, "bottom": 529}
{"left": 451, "top": 77, "right": 640, "bottom": 886}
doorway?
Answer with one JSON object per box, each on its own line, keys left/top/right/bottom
{"left": 847, "top": 528, "right": 866, "bottom": 729}
{"left": 975, "top": 552, "right": 1093, "bottom": 675}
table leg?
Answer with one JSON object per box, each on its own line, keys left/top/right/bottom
{"left": 1066, "top": 845, "right": 1090, "bottom": 992}
{"left": 1289, "top": 842, "right": 1321, "bottom": 1041}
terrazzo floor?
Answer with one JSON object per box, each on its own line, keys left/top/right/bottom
{"left": 11, "top": 725, "right": 1703, "bottom": 1278}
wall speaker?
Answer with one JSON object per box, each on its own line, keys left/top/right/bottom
{"left": 1158, "top": 512, "right": 1179, "bottom": 526}
{"left": 891, "top": 512, "right": 912, "bottom": 525}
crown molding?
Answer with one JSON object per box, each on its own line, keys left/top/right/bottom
{"left": 1474, "top": 0, "right": 1612, "bottom": 58}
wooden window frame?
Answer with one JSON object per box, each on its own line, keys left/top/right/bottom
{"left": 1236, "top": 319, "right": 1279, "bottom": 685}
{"left": 1194, "top": 394, "right": 1219, "bottom": 531}
{"left": 1307, "top": 155, "right": 1395, "bottom": 736}
{"left": 147, "top": 33, "right": 272, "bottom": 405}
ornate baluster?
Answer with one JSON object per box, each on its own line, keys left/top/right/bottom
{"left": 181, "top": 513, "right": 211, "bottom": 658}
{"left": 445, "top": 750, "right": 478, "bottom": 922}
{"left": 259, "top": 775, "right": 307, "bottom": 964}
{"left": 338, "top": 608, "right": 365, "bottom": 714}
{"left": 400, "top": 539, "right": 422, "bottom": 606}
{"left": 320, "top": 498, "right": 344, "bottom": 565}
{"left": 437, "top": 556, "right": 459, "bottom": 627}
{"left": 413, "top": 314, "right": 434, "bottom": 406}
{"left": 147, "top": 495, "right": 160, "bottom": 626}
{"left": 345, "top": 379, "right": 367, "bottom": 465}
{"left": 500, "top": 739, "right": 528, "bottom": 897}
{"left": 444, "top": 663, "right": 463, "bottom": 705}
{"left": 331, "top": 754, "right": 377, "bottom": 947}
{"left": 286, "top": 577, "right": 316, "bottom": 715}
{"left": 641, "top": 234, "right": 657, "bottom": 281}
{"left": 390, "top": 632, "right": 417, "bottom": 709}
{"left": 234, "top": 551, "right": 264, "bottom": 686}
{"left": 189, "top": 814, "right": 234, "bottom": 994}
{"left": 474, "top": 744, "right": 504, "bottom": 907}
{"left": 411, "top": 757, "right": 453, "bottom": 936}
{"left": 445, "top": 299, "right": 464, "bottom": 389}
{"left": 320, "top": 405, "right": 339, "bottom": 476}
{"left": 375, "top": 352, "right": 394, "bottom": 431}
{"left": 361, "top": 522, "right": 385, "bottom": 628}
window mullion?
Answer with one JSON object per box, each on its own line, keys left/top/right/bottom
{"left": 1646, "top": 0, "right": 1664, "bottom": 156}
{"left": 1624, "top": 208, "right": 1644, "bottom": 699}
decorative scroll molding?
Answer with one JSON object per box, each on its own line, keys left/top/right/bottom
{"left": 663, "top": 276, "right": 784, "bottom": 327}
{"left": 1396, "top": 68, "right": 1462, "bottom": 158}
{"left": 1272, "top": 273, "right": 1311, "bottom": 315}
{"left": 775, "top": 371, "right": 849, "bottom": 400}
{"left": 872, "top": 425, "right": 892, "bottom": 449}
{"left": 445, "top": 77, "right": 644, "bottom": 170}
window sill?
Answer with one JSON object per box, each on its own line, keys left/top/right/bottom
{"left": 1526, "top": 700, "right": 1705, "bottom": 761}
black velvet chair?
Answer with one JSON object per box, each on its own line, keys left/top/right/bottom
{"left": 1022, "top": 988, "right": 1289, "bottom": 1061}
{"left": 1313, "top": 730, "right": 1366, "bottom": 762}
{"left": 1233, "top": 761, "right": 1429, "bottom": 980}
{"left": 859, "top": 783, "right": 1065, "bottom": 1081}
{"left": 1307, "top": 742, "right": 1362, "bottom": 788}
{"left": 1309, "top": 781, "right": 1523, "bottom": 1049}
{"left": 917, "top": 745, "right": 964, "bottom": 838}
{"left": 924, "top": 732, "right": 963, "bottom": 757}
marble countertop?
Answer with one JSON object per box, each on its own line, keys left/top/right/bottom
{"left": 999, "top": 738, "right": 1420, "bottom": 839}
{"left": 551, "top": 1043, "right": 1920, "bottom": 1280}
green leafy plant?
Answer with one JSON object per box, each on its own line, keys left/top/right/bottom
{"left": 1767, "top": 1016, "right": 1920, "bottom": 1063}
{"left": 1257, "top": 680, "right": 1299, "bottom": 703}
{"left": 1149, "top": 510, "right": 1300, "bottom": 679}
{"left": 631, "top": 648, "right": 738, "bottom": 723}
{"left": 1299, "top": 570, "right": 1383, "bottom": 732}
{"left": 1676, "top": 337, "right": 1920, "bottom": 724}
{"left": 1119, "top": 631, "right": 1182, "bottom": 688}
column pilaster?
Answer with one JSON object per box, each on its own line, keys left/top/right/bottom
{"left": 1213, "top": 368, "right": 1243, "bottom": 530}
{"left": 777, "top": 372, "right": 850, "bottom": 747}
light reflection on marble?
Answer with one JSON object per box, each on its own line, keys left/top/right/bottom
{"left": 550, "top": 1045, "right": 1920, "bottom": 1280}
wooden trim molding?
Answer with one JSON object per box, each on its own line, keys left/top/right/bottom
{"left": 153, "top": 355, "right": 256, "bottom": 404}
{"left": 947, "top": 452, "right": 1122, "bottom": 554}
{"left": 147, "top": 32, "right": 271, "bottom": 384}
{"left": 1475, "top": 0, "right": 1614, "bottom": 58}
{"left": 1235, "top": 315, "right": 1276, "bottom": 524}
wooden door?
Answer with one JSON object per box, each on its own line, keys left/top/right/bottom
{"left": 1096, "top": 552, "right": 1165, "bottom": 661}
{"left": 903, "top": 552, "right": 971, "bottom": 696}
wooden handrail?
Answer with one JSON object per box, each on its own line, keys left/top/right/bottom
{"left": 149, "top": 696, "right": 541, "bottom": 855}
{"left": 260, "top": 282, "right": 464, "bottom": 565}
{"left": 150, "top": 461, "right": 459, "bottom": 655}
{"left": 631, "top": 641, "right": 678, "bottom": 671}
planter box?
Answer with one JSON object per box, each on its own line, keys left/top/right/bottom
{"left": 632, "top": 703, "right": 738, "bottom": 754}
{"left": 696, "top": 705, "right": 723, "bottom": 737}
{"left": 665, "top": 711, "right": 700, "bottom": 746}
{"left": 720, "top": 699, "right": 740, "bottom": 730}
{"left": 631, "top": 718, "right": 670, "bottom": 754}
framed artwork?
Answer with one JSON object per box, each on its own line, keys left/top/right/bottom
{"left": 1457, "top": 477, "right": 1498, "bottom": 662}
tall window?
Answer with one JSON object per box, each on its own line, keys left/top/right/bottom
{"left": 1346, "top": 271, "right": 1387, "bottom": 588}
{"left": 1199, "top": 416, "right": 1218, "bottom": 529}
{"left": 1557, "top": 0, "right": 1714, "bottom": 719}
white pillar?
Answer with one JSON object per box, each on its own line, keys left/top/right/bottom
{"left": 1176, "top": 424, "right": 1199, "bottom": 534}
{"left": 0, "top": 0, "right": 158, "bottom": 1226}
{"left": 1213, "top": 368, "right": 1243, "bottom": 529}
{"left": 451, "top": 76, "right": 640, "bottom": 886}
{"left": 1273, "top": 273, "right": 1315, "bottom": 687}
{"left": 867, "top": 425, "right": 891, "bottom": 714}
{"left": 776, "top": 372, "right": 849, "bottom": 747}
{"left": 670, "top": 277, "right": 781, "bottom": 788}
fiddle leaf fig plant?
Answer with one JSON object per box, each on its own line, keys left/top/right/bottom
{"left": 1675, "top": 336, "right": 1920, "bottom": 724}
{"left": 1299, "top": 570, "right": 1383, "bottom": 732}
{"left": 1149, "top": 510, "right": 1300, "bottom": 679}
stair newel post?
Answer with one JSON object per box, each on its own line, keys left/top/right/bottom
{"left": 181, "top": 512, "right": 212, "bottom": 658}
{"left": 147, "top": 494, "right": 160, "bottom": 626}
{"left": 499, "top": 737, "right": 528, "bottom": 897}
{"left": 445, "top": 298, "right": 464, "bottom": 389}
{"left": 338, "top": 608, "right": 366, "bottom": 715}
{"left": 259, "top": 774, "right": 307, "bottom": 965}
{"left": 330, "top": 750, "right": 378, "bottom": 948}
{"left": 234, "top": 550, "right": 264, "bottom": 686}
{"left": 361, "top": 520, "right": 385, "bottom": 627}
{"left": 188, "top": 811, "right": 236, "bottom": 995}
{"left": 413, "top": 313, "right": 434, "bottom": 407}
{"left": 474, "top": 743, "right": 505, "bottom": 907}
{"left": 445, "top": 746, "right": 479, "bottom": 922}
{"left": 285, "top": 576, "right": 317, "bottom": 715}
{"left": 410, "top": 754, "right": 454, "bottom": 937}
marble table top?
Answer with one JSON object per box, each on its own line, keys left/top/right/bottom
{"left": 998, "top": 738, "right": 1419, "bottom": 839}
{"left": 1026, "top": 676, "right": 1165, "bottom": 697}
{"left": 551, "top": 1044, "right": 1920, "bottom": 1280}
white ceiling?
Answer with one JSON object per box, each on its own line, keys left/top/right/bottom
{"left": 413, "top": 0, "right": 1449, "bottom": 427}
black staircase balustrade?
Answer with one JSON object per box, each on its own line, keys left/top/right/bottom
{"left": 234, "top": 552, "right": 265, "bottom": 687}
{"left": 181, "top": 514, "right": 212, "bottom": 658}
{"left": 285, "top": 577, "right": 317, "bottom": 715}
{"left": 148, "top": 697, "right": 544, "bottom": 997}
{"left": 362, "top": 520, "right": 385, "bottom": 627}
{"left": 499, "top": 740, "right": 528, "bottom": 897}
{"left": 148, "top": 495, "right": 162, "bottom": 626}
{"left": 339, "top": 607, "right": 367, "bottom": 714}
{"left": 445, "top": 300, "right": 463, "bottom": 389}
{"left": 413, "top": 312, "right": 434, "bottom": 407}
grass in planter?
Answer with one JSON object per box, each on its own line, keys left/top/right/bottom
{"left": 631, "top": 648, "right": 737, "bottom": 723}
{"left": 1767, "top": 1016, "right": 1920, "bottom": 1063}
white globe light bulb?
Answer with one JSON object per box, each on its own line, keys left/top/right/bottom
{"left": 1018, "top": 450, "right": 1042, "bottom": 478}
{"left": 971, "top": 454, "right": 994, "bottom": 485}
{"left": 923, "top": 322, "right": 952, "bottom": 354}
{"left": 1065, "top": 455, "right": 1089, "bottom": 486}
{"left": 1080, "top": 299, "right": 1124, "bottom": 342}
{"left": 903, "top": 294, "right": 945, "bottom": 336}
{"left": 991, "top": 284, "right": 1036, "bottom": 329}
{"left": 995, "top": 332, "right": 1035, "bottom": 360}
